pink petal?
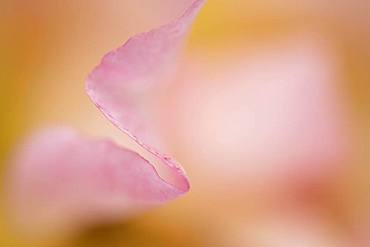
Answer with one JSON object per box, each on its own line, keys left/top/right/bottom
{"left": 9, "top": 128, "right": 182, "bottom": 233}
{"left": 86, "top": 0, "right": 205, "bottom": 192}
{"left": 9, "top": 0, "right": 205, "bottom": 233}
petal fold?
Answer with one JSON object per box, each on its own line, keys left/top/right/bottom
{"left": 86, "top": 0, "right": 205, "bottom": 192}
{"left": 9, "top": 0, "right": 205, "bottom": 233}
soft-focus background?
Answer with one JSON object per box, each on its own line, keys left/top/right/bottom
{"left": 1, "top": 0, "right": 369, "bottom": 246}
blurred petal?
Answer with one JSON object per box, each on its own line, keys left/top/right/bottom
{"left": 223, "top": 208, "right": 349, "bottom": 247}
{"left": 9, "top": 128, "right": 180, "bottom": 233}
{"left": 170, "top": 34, "right": 352, "bottom": 191}
{"left": 86, "top": 0, "right": 205, "bottom": 192}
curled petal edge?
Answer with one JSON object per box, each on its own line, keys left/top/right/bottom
{"left": 86, "top": 0, "right": 206, "bottom": 193}
{"left": 9, "top": 0, "right": 206, "bottom": 232}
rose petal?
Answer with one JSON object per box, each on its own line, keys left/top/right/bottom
{"left": 86, "top": 0, "right": 205, "bottom": 192}
{"left": 9, "top": 128, "right": 182, "bottom": 233}
{"left": 9, "top": 0, "right": 205, "bottom": 233}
